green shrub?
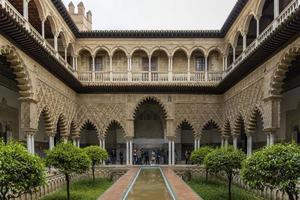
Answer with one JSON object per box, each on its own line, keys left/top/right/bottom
{"left": 84, "top": 146, "right": 108, "bottom": 182}
{"left": 241, "top": 143, "right": 300, "bottom": 200}
{"left": 0, "top": 140, "right": 45, "bottom": 200}
{"left": 45, "top": 143, "right": 91, "bottom": 200}
{"left": 204, "top": 146, "right": 246, "bottom": 200}
{"left": 191, "top": 146, "right": 214, "bottom": 182}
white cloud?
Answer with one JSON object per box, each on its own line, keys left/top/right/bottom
{"left": 63, "top": 0, "right": 237, "bottom": 30}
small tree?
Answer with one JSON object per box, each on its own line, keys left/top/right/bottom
{"left": 45, "top": 142, "right": 91, "bottom": 200}
{"left": 241, "top": 143, "right": 300, "bottom": 200}
{"left": 84, "top": 146, "right": 108, "bottom": 182}
{"left": 0, "top": 140, "right": 45, "bottom": 200}
{"left": 190, "top": 146, "right": 214, "bottom": 182}
{"left": 204, "top": 147, "right": 246, "bottom": 200}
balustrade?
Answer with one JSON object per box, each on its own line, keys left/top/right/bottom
{"left": 226, "top": 0, "right": 299, "bottom": 74}
{"left": 1, "top": 0, "right": 299, "bottom": 84}
{"left": 0, "top": 0, "right": 76, "bottom": 77}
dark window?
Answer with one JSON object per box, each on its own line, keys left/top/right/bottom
{"left": 95, "top": 56, "right": 103, "bottom": 71}
{"left": 142, "top": 57, "right": 149, "bottom": 71}
{"left": 195, "top": 57, "right": 205, "bottom": 71}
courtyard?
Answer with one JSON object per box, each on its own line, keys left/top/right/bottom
{"left": 0, "top": 0, "right": 300, "bottom": 199}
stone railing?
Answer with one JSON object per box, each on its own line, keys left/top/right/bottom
{"left": 0, "top": 0, "right": 76, "bottom": 77}
{"left": 225, "top": 0, "right": 300, "bottom": 77}
{"left": 172, "top": 165, "right": 299, "bottom": 200}
{"left": 78, "top": 71, "right": 223, "bottom": 83}
{"left": 13, "top": 166, "right": 129, "bottom": 200}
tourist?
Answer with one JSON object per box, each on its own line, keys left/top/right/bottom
{"left": 133, "top": 148, "right": 138, "bottom": 165}
{"left": 137, "top": 148, "right": 142, "bottom": 165}
{"left": 151, "top": 150, "right": 156, "bottom": 165}
{"left": 156, "top": 149, "right": 160, "bottom": 164}
{"left": 140, "top": 148, "right": 144, "bottom": 164}
{"left": 119, "top": 151, "right": 124, "bottom": 165}
{"left": 185, "top": 150, "right": 189, "bottom": 164}
{"left": 145, "top": 151, "right": 149, "bottom": 165}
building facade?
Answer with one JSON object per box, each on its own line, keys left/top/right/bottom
{"left": 0, "top": 0, "right": 299, "bottom": 165}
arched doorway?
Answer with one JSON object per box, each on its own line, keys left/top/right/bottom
{"left": 0, "top": 55, "right": 20, "bottom": 143}
{"left": 259, "top": 0, "right": 274, "bottom": 34}
{"left": 245, "top": 15, "right": 257, "bottom": 46}
{"left": 79, "top": 120, "right": 99, "bottom": 147}
{"left": 234, "top": 32, "right": 244, "bottom": 59}
{"left": 201, "top": 120, "right": 222, "bottom": 147}
{"left": 105, "top": 121, "right": 126, "bottom": 165}
{"left": 234, "top": 115, "right": 247, "bottom": 153}
{"left": 133, "top": 98, "right": 168, "bottom": 165}
{"left": 35, "top": 109, "right": 51, "bottom": 157}
{"left": 176, "top": 121, "right": 194, "bottom": 164}
{"left": 279, "top": 55, "right": 300, "bottom": 144}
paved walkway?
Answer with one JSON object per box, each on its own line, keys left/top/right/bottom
{"left": 162, "top": 167, "right": 203, "bottom": 200}
{"left": 98, "top": 166, "right": 202, "bottom": 200}
{"left": 98, "top": 167, "right": 139, "bottom": 200}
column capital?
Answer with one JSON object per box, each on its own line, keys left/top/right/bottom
{"left": 221, "top": 134, "right": 230, "bottom": 140}
{"left": 18, "top": 97, "right": 38, "bottom": 103}
{"left": 263, "top": 95, "right": 283, "bottom": 102}
{"left": 24, "top": 128, "right": 37, "bottom": 136}
{"left": 72, "top": 135, "right": 80, "bottom": 139}
{"left": 125, "top": 136, "right": 134, "bottom": 140}
{"left": 167, "top": 136, "right": 176, "bottom": 140}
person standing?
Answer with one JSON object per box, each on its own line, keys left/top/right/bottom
{"left": 140, "top": 148, "right": 144, "bottom": 164}
{"left": 151, "top": 150, "right": 156, "bottom": 165}
{"left": 184, "top": 150, "right": 189, "bottom": 165}
{"left": 145, "top": 151, "right": 149, "bottom": 165}
{"left": 119, "top": 151, "right": 124, "bottom": 165}
{"left": 133, "top": 148, "right": 138, "bottom": 165}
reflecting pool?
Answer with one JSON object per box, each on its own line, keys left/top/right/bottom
{"left": 126, "top": 168, "right": 174, "bottom": 200}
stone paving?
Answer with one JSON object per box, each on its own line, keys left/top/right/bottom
{"left": 162, "top": 167, "right": 202, "bottom": 200}
{"left": 98, "top": 167, "right": 139, "bottom": 200}
{"left": 98, "top": 166, "right": 202, "bottom": 200}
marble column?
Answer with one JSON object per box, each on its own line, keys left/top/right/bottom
{"left": 171, "top": 139, "right": 175, "bottom": 165}
{"left": 168, "top": 139, "right": 172, "bottom": 165}
{"left": 247, "top": 135, "right": 252, "bottom": 156}
{"left": 233, "top": 135, "right": 238, "bottom": 149}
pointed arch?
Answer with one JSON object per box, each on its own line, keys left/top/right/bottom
{"left": 247, "top": 106, "right": 264, "bottom": 134}
{"left": 132, "top": 96, "right": 168, "bottom": 119}
{"left": 56, "top": 114, "right": 68, "bottom": 136}
{"left": 223, "top": 120, "right": 232, "bottom": 136}
{"left": 38, "top": 106, "right": 53, "bottom": 134}
{"left": 176, "top": 119, "right": 196, "bottom": 135}
{"left": 269, "top": 45, "right": 300, "bottom": 96}
{"left": 0, "top": 45, "right": 33, "bottom": 97}
{"left": 232, "top": 30, "right": 244, "bottom": 48}
{"left": 103, "top": 120, "right": 126, "bottom": 137}
{"left": 70, "top": 120, "right": 79, "bottom": 137}
{"left": 79, "top": 119, "right": 99, "bottom": 133}
{"left": 44, "top": 14, "right": 57, "bottom": 35}
{"left": 202, "top": 119, "right": 222, "bottom": 134}
{"left": 233, "top": 114, "right": 246, "bottom": 136}
{"left": 57, "top": 29, "right": 68, "bottom": 48}
{"left": 243, "top": 13, "right": 257, "bottom": 34}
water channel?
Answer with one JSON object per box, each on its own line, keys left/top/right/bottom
{"left": 124, "top": 168, "right": 175, "bottom": 200}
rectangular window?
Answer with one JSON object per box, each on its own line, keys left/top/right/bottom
{"left": 195, "top": 57, "right": 205, "bottom": 71}
{"left": 95, "top": 56, "right": 103, "bottom": 71}
{"left": 142, "top": 57, "right": 149, "bottom": 71}
{"left": 151, "top": 57, "right": 158, "bottom": 71}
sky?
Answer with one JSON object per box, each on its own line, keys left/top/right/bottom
{"left": 62, "top": 0, "right": 237, "bottom": 30}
